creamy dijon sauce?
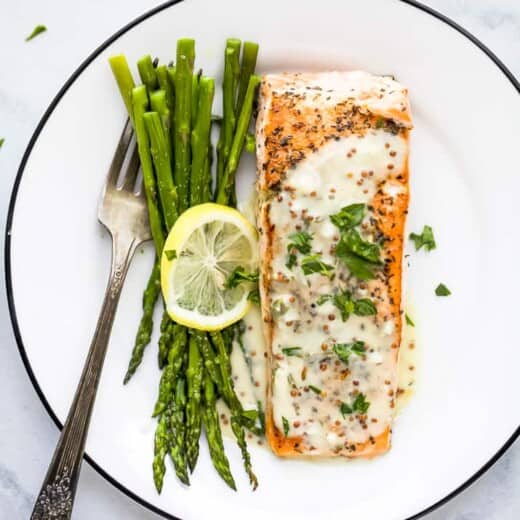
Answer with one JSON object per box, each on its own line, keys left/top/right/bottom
{"left": 264, "top": 132, "right": 408, "bottom": 454}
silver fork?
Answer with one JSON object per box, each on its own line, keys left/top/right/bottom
{"left": 31, "top": 119, "right": 151, "bottom": 520}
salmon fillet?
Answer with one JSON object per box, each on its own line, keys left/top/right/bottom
{"left": 256, "top": 71, "right": 412, "bottom": 457}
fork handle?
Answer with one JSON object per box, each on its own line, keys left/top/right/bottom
{"left": 31, "top": 231, "right": 139, "bottom": 520}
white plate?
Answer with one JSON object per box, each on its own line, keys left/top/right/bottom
{"left": 6, "top": 1, "right": 520, "bottom": 519}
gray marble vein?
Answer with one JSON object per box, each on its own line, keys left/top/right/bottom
{"left": 0, "top": 1, "right": 518, "bottom": 519}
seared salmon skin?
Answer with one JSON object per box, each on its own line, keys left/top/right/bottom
{"left": 256, "top": 71, "right": 412, "bottom": 457}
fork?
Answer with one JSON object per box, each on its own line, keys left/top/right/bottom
{"left": 31, "top": 119, "right": 151, "bottom": 520}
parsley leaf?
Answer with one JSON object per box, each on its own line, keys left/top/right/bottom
{"left": 282, "top": 416, "right": 290, "bottom": 437}
{"left": 164, "top": 249, "right": 177, "bottom": 261}
{"left": 324, "top": 290, "right": 377, "bottom": 321}
{"left": 225, "top": 267, "right": 259, "bottom": 288}
{"left": 248, "top": 288, "right": 260, "bottom": 305}
{"left": 271, "top": 299, "right": 288, "bottom": 317}
{"left": 340, "top": 393, "right": 370, "bottom": 417}
{"left": 405, "top": 313, "right": 415, "bottom": 326}
{"left": 0, "top": 138, "right": 4, "bottom": 149}
{"left": 308, "top": 385, "right": 322, "bottom": 395}
{"left": 409, "top": 225, "right": 436, "bottom": 251}
{"left": 301, "top": 254, "right": 335, "bottom": 278}
{"left": 333, "top": 341, "right": 366, "bottom": 364}
{"left": 282, "top": 347, "right": 302, "bottom": 357}
{"left": 353, "top": 298, "right": 377, "bottom": 316}
{"left": 340, "top": 228, "right": 381, "bottom": 263}
{"left": 26, "top": 25, "right": 47, "bottom": 41}
{"left": 317, "top": 294, "right": 332, "bottom": 305}
{"left": 330, "top": 203, "right": 365, "bottom": 230}
{"left": 335, "top": 229, "right": 382, "bottom": 280}
{"left": 286, "top": 231, "right": 313, "bottom": 269}
{"left": 375, "top": 116, "right": 384, "bottom": 129}
{"left": 435, "top": 283, "right": 451, "bottom": 296}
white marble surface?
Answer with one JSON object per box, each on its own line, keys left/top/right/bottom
{"left": 1, "top": 1, "right": 519, "bottom": 518}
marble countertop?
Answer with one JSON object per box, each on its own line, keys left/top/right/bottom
{"left": 1, "top": 1, "right": 519, "bottom": 518}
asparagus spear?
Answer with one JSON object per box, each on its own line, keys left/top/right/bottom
{"left": 185, "top": 333, "right": 203, "bottom": 471}
{"left": 174, "top": 39, "right": 195, "bottom": 212}
{"left": 202, "top": 371, "right": 236, "bottom": 490}
{"left": 190, "top": 77, "right": 215, "bottom": 206}
{"left": 137, "top": 54, "right": 159, "bottom": 91}
{"left": 191, "top": 70, "right": 201, "bottom": 128}
{"left": 216, "top": 39, "right": 241, "bottom": 195}
{"left": 216, "top": 75, "right": 260, "bottom": 205}
{"left": 143, "top": 112, "right": 178, "bottom": 230}
{"left": 210, "top": 332, "right": 258, "bottom": 488}
{"left": 153, "top": 324, "right": 187, "bottom": 417}
{"left": 131, "top": 86, "right": 166, "bottom": 255}
{"left": 123, "top": 260, "right": 161, "bottom": 384}
{"left": 170, "top": 377, "right": 190, "bottom": 485}
{"left": 150, "top": 90, "right": 172, "bottom": 166}
{"left": 108, "top": 55, "right": 136, "bottom": 122}
{"left": 152, "top": 410, "right": 170, "bottom": 493}
{"left": 236, "top": 42, "right": 259, "bottom": 115}
{"left": 156, "top": 65, "right": 174, "bottom": 113}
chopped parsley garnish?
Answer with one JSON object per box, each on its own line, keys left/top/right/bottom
{"left": 330, "top": 203, "right": 365, "bottom": 230}
{"left": 0, "top": 138, "right": 4, "bottom": 149}
{"left": 335, "top": 229, "right": 382, "bottom": 280}
{"left": 225, "top": 266, "right": 259, "bottom": 288}
{"left": 271, "top": 299, "right": 288, "bottom": 317}
{"left": 409, "top": 225, "right": 436, "bottom": 251}
{"left": 318, "top": 290, "right": 377, "bottom": 321}
{"left": 245, "top": 133, "right": 256, "bottom": 153}
{"left": 375, "top": 116, "right": 384, "bottom": 129}
{"left": 353, "top": 298, "right": 377, "bottom": 316}
{"left": 282, "top": 346, "right": 302, "bottom": 357}
{"left": 435, "top": 283, "right": 451, "bottom": 296}
{"left": 286, "top": 231, "right": 313, "bottom": 269}
{"left": 282, "top": 416, "right": 290, "bottom": 437}
{"left": 405, "top": 313, "right": 415, "bottom": 326}
{"left": 164, "top": 249, "right": 177, "bottom": 261}
{"left": 340, "top": 393, "right": 370, "bottom": 417}
{"left": 25, "top": 25, "right": 47, "bottom": 41}
{"left": 241, "top": 409, "right": 258, "bottom": 422}
{"left": 308, "top": 384, "right": 322, "bottom": 395}
{"left": 301, "top": 254, "right": 335, "bottom": 278}
{"left": 248, "top": 288, "right": 260, "bottom": 305}
{"left": 333, "top": 341, "right": 366, "bottom": 364}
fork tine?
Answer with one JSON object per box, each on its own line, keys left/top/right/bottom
{"left": 120, "top": 143, "right": 140, "bottom": 192}
{"left": 105, "top": 118, "right": 134, "bottom": 187}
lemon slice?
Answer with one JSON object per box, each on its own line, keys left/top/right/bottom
{"left": 161, "top": 203, "right": 259, "bottom": 331}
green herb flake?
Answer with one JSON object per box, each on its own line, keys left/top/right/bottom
{"left": 333, "top": 341, "right": 365, "bottom": 364}
{"left": 375, "top": 116, "right": 384, "bottom": 129}
{"left": 409, "top": 225, "right": 436, "bottom": 252}
{"left": 286, "top": 231, "right": 313, "bottom": 269}
{"left": 282, "top": 346, "right": 302, "bottom": 357}
{"left": 225, "top": 266, "right": 259, "bottom": 288}
{"left": 435, "top": 283, "right": 451, "bottom": 296}
{"left": 308, "top": 384, "right": 322, "bottom": 395}
{"left": 164, "top": 249, "right": 177, "bottom": 261}
{"left": 301, "top": 254, "right": 335, "bottom": 278}
{"left": 25, "top": 25, "right": 47, "bottom": 42}
{"left": 245, "top": 133, "right": 256, "bottom": 153}
{"left": 405, "top": 313, "right": 415, "bottom": 327}
{"left": 316, "top": 294, "right": 332, "bottom": 305}
{"left": 0, "top": 138, "right": 4, "bottom": 149}
{"left": 335, "top": 229, "right": 382, "bottom": 280}
{"left": 340, "top": 393, "right": 370, "bottom": 417}
{"left": 248, "top": 288, "right": 260, "bottom": 305}
{"left": 330, "top": 203, "right": 366, "bottom": 231}
{"left": 353, "top": 298, "right": 377, "bottom": 316}
{"left": 282, "top": 416, "right": 290, "bottom": 437}
{"left": 327, "top": 290, "right": 377, "bottom": 321}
